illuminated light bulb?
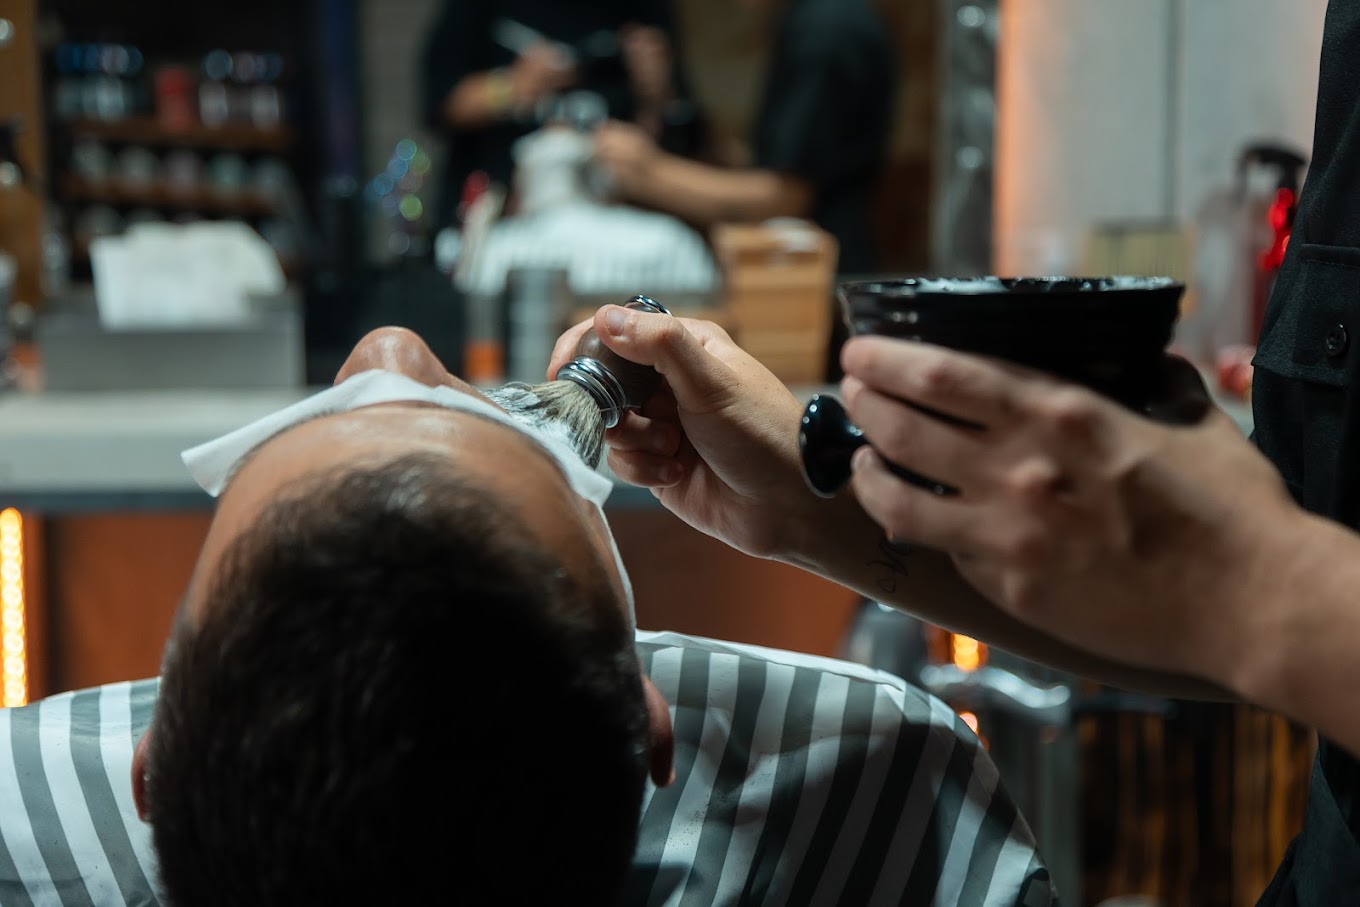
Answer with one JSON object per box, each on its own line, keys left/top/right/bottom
{"left": 951, "top": 634, "right": 983, "bottom": 672}
{"left": 958, "top": 710, "right": 989, "bottom": 750}
{"left": 398, "top": 194, "right": 424, "bottom": 221}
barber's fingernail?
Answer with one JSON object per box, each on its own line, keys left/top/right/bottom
{"left": 841, "top": 375, "right": 863, "bottom": 398}
{"left": 659, "top": 462, "right": 684, "bottom": 484}
{"left": 605, "top": 307, "right": 630, "bottom": 336}
{"left": 851, "top": 446, "right": 874, "bottom": 472}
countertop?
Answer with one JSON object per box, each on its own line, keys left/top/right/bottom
{"left": 0, "top": 387, "right": 314, "bottom": 511}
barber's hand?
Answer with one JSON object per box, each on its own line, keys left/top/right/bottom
{"left": 593, "top": 120, "right": 660, "bottom": 198}
{"left": 508, "top": 42, "right": 577, "bottom": 110}
{"left": 549, "top": 306, "right": 814, "bottom": 558}
{"left": 839, "top": 337, "right": 1299, "bottom": 679}
{"left": 619, "top": 24, "right": 673, "bottom": 111}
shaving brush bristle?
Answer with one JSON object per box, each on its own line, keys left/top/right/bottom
{"left": 483, "top": 379, "right": 606, "bottom": 468}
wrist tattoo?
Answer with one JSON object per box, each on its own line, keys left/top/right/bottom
{"left": 868, "top": 534, "right": 915, "bottom": 594}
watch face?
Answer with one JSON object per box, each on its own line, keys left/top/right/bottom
{"left": 836, "top": 276, "right": 1185, "bottom": 410}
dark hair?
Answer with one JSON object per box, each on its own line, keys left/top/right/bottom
{"left": 147, "top": 453, "right": 648, "bottom": 906}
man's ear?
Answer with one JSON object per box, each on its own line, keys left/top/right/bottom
{"left": 131, "top": 727, "right": 153, "bottom": 822}
{"left": 642, "top": 675, "right": 675, "bottom": 787}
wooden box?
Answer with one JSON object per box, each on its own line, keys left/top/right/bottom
{"left": 712, "top": 221, "right": 839, "bottom": 385}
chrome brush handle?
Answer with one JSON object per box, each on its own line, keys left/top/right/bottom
{"left": 557, "top": 355, "right": 630, "bottom": 428}
{"left": 624, "top": 294, "right": 670, "bottom": 316}
{"left": 556, "top": 294, "right": 672, "bottom": 427}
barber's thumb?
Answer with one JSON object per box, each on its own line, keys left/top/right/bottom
{"left": 594, "top": 305, "right": 735, "bottom": 406}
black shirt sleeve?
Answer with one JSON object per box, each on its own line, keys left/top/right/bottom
{"left": 753, "top": 4, "right": 895, "bottom": 192}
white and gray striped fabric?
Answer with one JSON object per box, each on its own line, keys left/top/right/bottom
{"left": 0, "top": 630, "right": 1057, "bottom": 906}
{"left": 0, "top": 678, "right": 158, "bottom": 906}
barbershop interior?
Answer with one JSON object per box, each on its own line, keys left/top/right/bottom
{"left": 0, "top": 1, "right": 1340, "bottom": 905}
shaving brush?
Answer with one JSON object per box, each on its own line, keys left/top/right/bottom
{"left": 556, "top": 295, "right": 669, "bottom": 426}
{"left": 484, "top": 295, "right": 671, "bottom": 469}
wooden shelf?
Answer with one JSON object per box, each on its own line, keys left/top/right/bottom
{"left": 64, "top": 116, "right": 294, "bottom": 154}
{"left": 62, "top": 176, "right": 279, "bottom": 217}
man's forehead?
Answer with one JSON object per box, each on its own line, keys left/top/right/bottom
{"left": 184, "top": 369, "right": 614, "bottom": 510}
{"left": 219, "top": 400, "right": 564, "bottom": 498}
{"left": 179, "top": 369, "right": 634, "bottom": 626}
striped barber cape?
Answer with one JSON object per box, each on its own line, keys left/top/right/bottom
{"left": 1, "top": 630, "right": 1057, "bottom": 906}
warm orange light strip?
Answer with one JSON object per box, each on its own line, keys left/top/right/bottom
{"left": 0, "top": 508, "right": 28, "bottom": 708}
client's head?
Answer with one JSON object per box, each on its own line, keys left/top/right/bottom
{"left": 131, "top": 328, "right": 673, "bottom": 906}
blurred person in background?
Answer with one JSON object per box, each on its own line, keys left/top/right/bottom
{"left": 421, "top": 0, "right": 704, "bottom": 230}
{"left": 590, "top": 0, "right": 895, "bottom": 277}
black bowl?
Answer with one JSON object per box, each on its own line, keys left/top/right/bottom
{"left": 800, "top": 276, "right": 1186, "bottom": 497}
{"left": 838, "top": 276, "right": 1184, "bottom": 408}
